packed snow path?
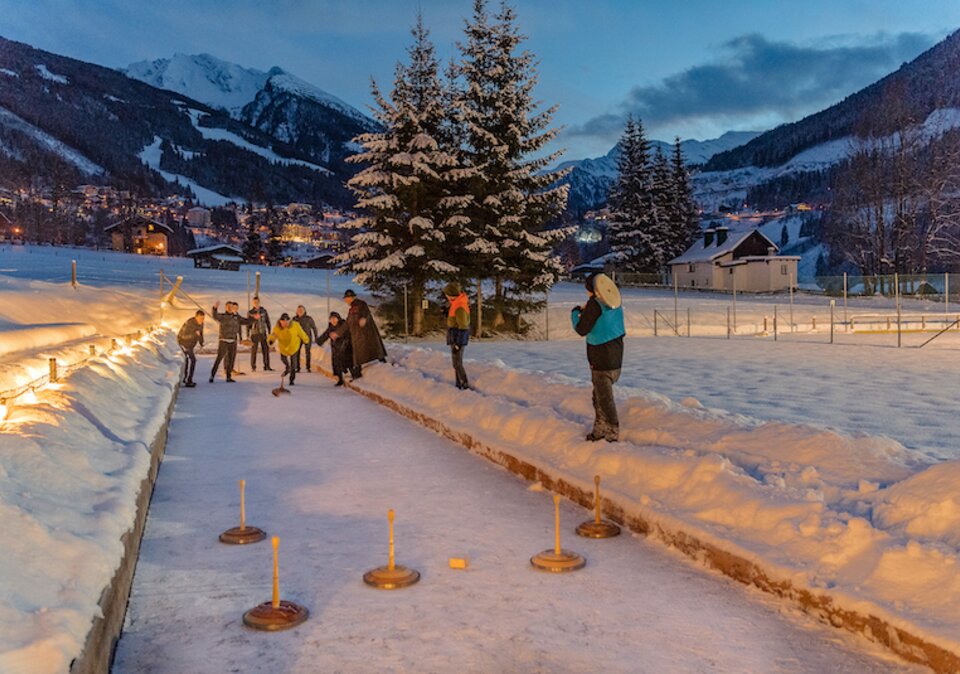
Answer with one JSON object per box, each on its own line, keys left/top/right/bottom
{"left": 113, "top": 359, "right": 916, "bottom": 673}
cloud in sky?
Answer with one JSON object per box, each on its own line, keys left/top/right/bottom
{"left": 570, "top": 31, "right": 936, "bottom": 143}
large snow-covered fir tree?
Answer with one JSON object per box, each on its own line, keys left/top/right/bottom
{"left": 337, "top": 16, "right": 471, "bottom": 335}
{"left": 454, "top": 0, "right": 570, "bottom": 328}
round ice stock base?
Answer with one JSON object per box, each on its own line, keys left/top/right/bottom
{"left": 576, "top": 520, "right": 621, "bottom": 539}
{"left": 219, "top": 526, "right": 267, "bottom": 544}
{"left": 243, "top": 600, "right": 309, "bottom": 631}
{"left": 530, "top": 549, "right": 586, "bottom": 572}
{"left": 363, "top": 565, "right": 421, "bottom": 589}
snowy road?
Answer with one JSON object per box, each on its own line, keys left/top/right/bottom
{"left": 113, "top": 358, "right": 916, "bottom": 673}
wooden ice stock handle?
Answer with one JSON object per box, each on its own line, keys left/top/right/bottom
{"left": 272, "top": 536, "right": 280, "bottom": 609}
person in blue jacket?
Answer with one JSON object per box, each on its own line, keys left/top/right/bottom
{"left": 571, "top": 273, "right": 625, "bottom": 442}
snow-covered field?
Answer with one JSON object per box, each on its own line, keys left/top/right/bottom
{"left": 3, "top": 245, "right": 960, "bottom": 671}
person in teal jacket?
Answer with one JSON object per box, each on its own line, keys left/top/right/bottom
{"left": 571, "top": 273, "right": 625, "bottom": 442}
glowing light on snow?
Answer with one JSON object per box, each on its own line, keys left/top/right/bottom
{"left": 0, "top": 401, "right": 8, "bottom": 421}
{"left": 19, "top": 390, "right": 38, "bottom": 405}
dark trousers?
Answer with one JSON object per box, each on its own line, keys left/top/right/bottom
{"left": 591, "top": 368, "right": 621, "bottom": 440}
{"left": 211, "top": 340, "right": 237, "bottom": 380}
{"left": 451, "top": 345, "right": 468, "bottom": 388}
{"left": 250, "top": 335, "right": 270, "bottom": 369}
{"left": 281, "top": 354, "right": 296, "bottom": 384}
{"left": 293, "top": 343, "right": 311, "bottom": 372}
{"left": 180, "top": 344, "right": 197, "bottom": 383}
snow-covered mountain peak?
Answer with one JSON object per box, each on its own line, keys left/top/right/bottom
{"left": 262, "top": 69, "right": 370, "bottom": 124}
{"left": 126, "top": 53, "right": 269, "bottom": 114}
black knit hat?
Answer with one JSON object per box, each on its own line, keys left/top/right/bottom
{"left": 279, "top": 312, "right": 290, "bottom": 321}
{"left": 329, "top": 311, "right": 342, "bottom": 320}
{"left": 585, "top": 273, "right": 598, "bottom": 293}
{"left": 343, "top": 289, "right": 356, "bottom": 298}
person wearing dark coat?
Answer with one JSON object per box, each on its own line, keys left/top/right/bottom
{"left": 331, "top": 289, "right": 387, "bottom": 379}
{"left": 247, "top": 296, "right": 272, "bottom": 371}
{"left": 292, "top": 305, "right": 318, "bottom": 373}
{"left": 177, "top": 310, "right": 205, "bottom": 387}
{"left": 317, "top": 311, "right": 352, "bottom": 386}
{"left": 571, "top": 274, "right": 625, "bottom": 442}
{"left": 210, "top": 301, "right": 254, "bottom": 383}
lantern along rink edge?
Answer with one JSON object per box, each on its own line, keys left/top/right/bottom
{"left": 531, "top": 494, "right": 586, "bottom": 572}
{"left": 363, "top": 509, "right": 420, "bottom": 589}
{"left": 243, "top": 537, "right": 309, "bottom": 631}
{"left": 576, "top": 475, "right": 621, "bottom": 539}
{"left": 220, "top": 480, "right": 267, "bottom": 544}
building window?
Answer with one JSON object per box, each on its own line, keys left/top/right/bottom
{"left": 690, "top": 279, "right": 696, "bottom": 287}
{"left": 688, "top": 263, "right": 695, "bottom": 273}
{"left": 781, "top": 264, "right": 788, "bottom": 275}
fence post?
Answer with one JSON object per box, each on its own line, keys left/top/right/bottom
{"left": 653, "top": 311, "right": 658, "bottom": 337}
{"left": 732, "top": 269, "right": 737, "bottom": 331}
{"left": 946, "top": 272, "right": 949, "bottom": 318}
{"left": 687, "top": 307, "right": 691, "bottom": 338}
{"left": 726, "top": 307, "right": 731, "bottom": 339}
{"left": 71, "top": 259, "right": 77, "bottom": 288}
{"left": 111, "top": 338, "right": 117, "bottom": 351}
{"left": 830, "top": 300, "right": 835, "bottom": 344}
{"left": 673, "top": 273, "right": 679, "bottom": 334}
{"left": 544, "top": 293, "right": 550, "bottom": 341}
{"left": 843, "top": 272, "right": 848, "bottom": 331}
{"left": 896, "top": 272, "right": 901, "bottom": 348}
{"left": 774, "top": 305, "right": 778, "bottom": 341}
{"left": 789, "top": 272, "right": 795, "bottom": 331}
{"left": 89, "top": 344, "right": 96, "bottom": 356}
{"left": 49, "top": 358, "right": 58, "bottom": 383}
{"left": 403, "top": 283, "right": 409, "bottom": 341}
{"left": 255, "top": 271, "right": 261, "bottom": 298}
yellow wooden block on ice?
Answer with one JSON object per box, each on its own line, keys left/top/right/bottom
{"left": 448, "top": 557, "right": 469, "bottom": 569}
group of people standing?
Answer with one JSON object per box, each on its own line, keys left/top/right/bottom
{"left": 177, "top": 274, "right": 624, "bottom": 443}
{"left": 176, "top": 289, "right": 388, "bottom": 388}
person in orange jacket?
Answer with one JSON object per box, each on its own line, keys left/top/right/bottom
{"left": 267, "top": 313, "right": 310, "bottom": 385}
{"left": 444, "top": 282, "right": 470, "bottom": 390}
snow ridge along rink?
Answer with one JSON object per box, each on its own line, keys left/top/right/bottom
{"left": 113, "top": 358, "right": 916, "bottom": 673}
{"left": 339, "top": 347, "right": 960, "bottom": 672}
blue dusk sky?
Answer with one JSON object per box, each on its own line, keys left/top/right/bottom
{"left": 2, "top": 0, "right": 960, "bottom": 160}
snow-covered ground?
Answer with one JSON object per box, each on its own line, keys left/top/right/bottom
{"left": 3, "top": 245, "right": 960, "bottom": 670}
{"left": 0, "top": 330, "right": 180, "bottom": 674}
{"left": 112, "top": 362, "right": 917, "bottom": 673}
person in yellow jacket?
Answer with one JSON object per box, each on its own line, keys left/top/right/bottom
{"left": 444, "top": 282, "right": 471, "bottom": 390}
{"left": 267, "top": 313, "right": 310, "bottom": 386}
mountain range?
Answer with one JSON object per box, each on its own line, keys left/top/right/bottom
{"left": 0, "top": 38, "right": 376, "bottom": 208}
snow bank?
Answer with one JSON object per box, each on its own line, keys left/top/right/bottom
{"left": 348, "top": 348, "right": 960, "bottom": 669}
{"left": 0, "top": 330, "right": 180, "bottom": 673}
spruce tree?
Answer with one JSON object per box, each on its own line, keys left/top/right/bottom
{"left": 337, "top": 15, "right": 471, "bottom": 335}
{"left": 649, "top": 146, "right": 675, "bottom": 274}
{"left": 607, "top": 116, "right": 657, "bottom": 272}
{"left": 668, "top": 136, "right": 700, "bottom": 262}
{"left": 454, "top": 0, "right": 570, "bottom": 329}
{"left": 242, "top": 219, "right": 262, "bottom": 262}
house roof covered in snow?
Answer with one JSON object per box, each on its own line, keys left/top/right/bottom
{"left": 104, "top": 214, "right": 173, "bottom": 234}
{"left": 669, "top": 228, "right": 778, "bottom": 265}
{"left": 186, "top": 244, "right": 243, "bottom": 257}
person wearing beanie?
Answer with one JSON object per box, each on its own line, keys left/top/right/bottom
{"left": 443, "top": 282, "right": 470, "bottom": 389}
{"left": 247, "top": 296, "right": 273, "bottom": 372}
{"left": 292, "top": 305, "right": 318, "bottom": 373}
{"left": 210, "top": 300, "right": 255, "bottom": 383}
{"left": 331, "top": 289, "right": 386, "bottom": 379}
{"left": 267, "top": 312, "right": 310, "bottom": 385}
{"left": 571, "top": 273, "right": 625, "bottom": 442}
{"left": 317, "top": 311, "right": 352, "bottom": 386}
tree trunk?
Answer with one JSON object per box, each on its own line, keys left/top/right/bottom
{"left": 493, "top": 275, "right": 505, "bottom": 329}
